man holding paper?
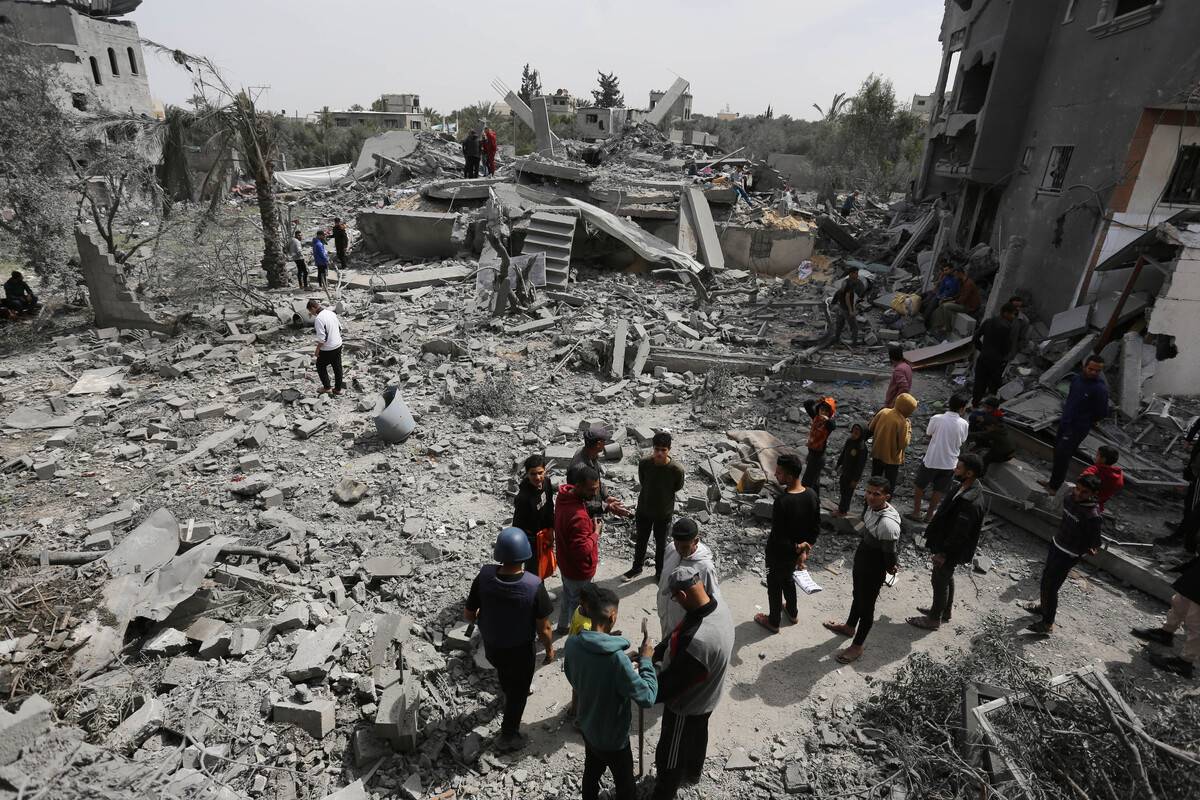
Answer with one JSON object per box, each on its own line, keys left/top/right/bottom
{"left": 754, "top": 452, "right": 821, "bottom": 634}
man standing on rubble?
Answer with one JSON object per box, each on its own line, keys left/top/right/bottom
{"left": 564, "top": 586, "right": 658, "bottom": 800}
{"left": 817, "top": 265, "right": 866, "bottom": 349}
{"left": 824, "top": 476, "right": 902, "bottom": 663}
{"left": 311, "top": 229, "right": 330, "bottom": 289}
{"left": 869, "top": 392, "right": 918, "bottom": 489}
{"left": 288, "top": 230, "right": 308, "bottom": 289}
{"left": 513, "top": 454, "right": 556, "bottom": 576}
{"left": 569, "top": 425, "right": 632, "bottom": 525}
{"left": 462, "top": 129, "right": 482, "bottom": 178}
{"left": 910, "top": 394, "right": 969, "bottom": 523}
{"left": 885, "top": 346, "right": 913, "bottom": 409}
{"left": 482, "top": 126, "right": 498, "bottom": 176}
{"left": 1024, "top": 473, "right": 1103, "bottom": 636}
{"left": 754, "top": 452, "right": 821, "bottom": 634}
{"left": 1132, "top": 555, "right": 1200, "bottom": 678}
{"left": 840, "top": 190, "right": 859, "bottom": 216}
{"left": 657, "top": 517, "right": 722, "bottom": 638}
{"left": 908, "top": 453, "right": 985, "bottom": 631}
{"left": 331, "top": 217, "right": 350, "bottom": 272}
{"left": 971, "top": 303, "right": 1017, "bottom": 407}
{"left": 555, "top": 465, "right": 603, "bottom": 635}
{"left": 464, "top": 527, "right": 555, "bottom": 751}
{"left": 624, "top": 431, "right": 685, "bottom": 583}
{"left": 652, "top": 565, "right": 734, "bottom": 799}
{"left": 306, "top": 299, "right": 344, "bottom": 396}
{"left": 1042, "top": 354, "right": 1109, "bottom": 495}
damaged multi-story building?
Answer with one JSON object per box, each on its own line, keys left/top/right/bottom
{"left": 917, "top": 0, "right": 1200, "bottom": 395}
{"left": 0, "top": 0, "right": 154, "bottom": 117}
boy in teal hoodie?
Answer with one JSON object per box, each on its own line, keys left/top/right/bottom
{"left": 564, "top": 586, "right": 658, "bottom": 800}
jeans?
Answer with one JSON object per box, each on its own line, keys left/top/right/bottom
{"left": 733, "top": 185, "right": 754, "bottom": 205}
{"left": 336, "top": 248, "right": 348, "bottom": 270}
{"left": 465, "top": 156, "right": 480, "bottom": 178}
{"left": 802, "top": 450, "right": 825, "bottom": 495}
{"left": 973, "top": 356, "right": 1006, "bottom": 407}
{"left": 483, "top": 641, "right": 534, "bottom": 734}
{"left": 932, "top": 301, "right": 968, "bottom": 333}
{"left": 837, "top": 474, "right": 858, "bottom": 514}
{"left": 871, "top": 459, "right": 900, "bottom": 490}
{"left": 847, "top": 544, "right": 889, "bottom": 646}
{"left": 316, "top": 346, "right": 344, "bottom": 391}
{"left": 929, "top": 559, "right": 956, "bottom": 621}
{"left": 557, "top": 576, "right": 590, "bottom": 631}
{"left": 653, "top": 709, "right": 711, "bottom": 799}
{"left": 582, "top": 741, "right": 635, "bottom": 800}
{"left": 1038, "top": 544, "right": 1079, "bottom": 626}
{"left": 294, "top": 259, "right": 308, "bottom": 289}
{"left": 1049, "top": 427, "right": 1089, "bottom": 491}
{"left": 766, "top": 560, "right": 797, "bottom": 627}
{"left": 631, "top": 514, "right": 669, "bottom": 578}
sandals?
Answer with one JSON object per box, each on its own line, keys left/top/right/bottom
{"left": 754, "top": 613, "right": 780, "bottom": 634}
{"left": 835, "top": 648, "right": 863, "bottom": 664}
{"left": 823, "top": 621, "right": 855, "bottom": 637}
{"left": 907, "top": 616, "right": 941, "bottom": 631}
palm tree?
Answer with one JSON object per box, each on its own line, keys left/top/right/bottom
{"left": 145, "top": 41, "right": 288, "bottom": 288}
{"left": 812, "top": 92, "right": 851, "bottom": 121}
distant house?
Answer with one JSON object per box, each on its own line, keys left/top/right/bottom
{"left": 330, "top": 94, "right": 427, "bottom": 131}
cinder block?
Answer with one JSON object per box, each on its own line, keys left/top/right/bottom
{"left": 273, "top": 698, "right": 335, "bottom": 739}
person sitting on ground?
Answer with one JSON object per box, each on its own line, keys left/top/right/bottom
{"left": 657, "top": 516, "right": 722, "bottom": 638}
{"left": 1079, "top": 445, "right": 1124, "bottom": 513}
{"left": 930, "top": 266, "right": 981, "bottom": 334}
{"left": 564, "top": 587, "right": 658, "bottom": 800}
{"left": 884, "top": 345, "right": 913, "bottom": 409}
{"left": 1023, "top": 473, "right": 1103, "bottom": 636}
{"left": 970, "top": 413, "right": 1016, "bottom": 476}
{"left": 651, "top": 565, "right": 735, "bottom": 800}
{"left": 3, "top": 271, "right": 39, "bottom": 313}
{"left": 911, "top": 393, "right": 970, "bottom": 523}
{"left": 907, "top": 454, "right": 986, "bottom": 631}
{"left": 464, "top": 527, "right": 555, "bottom": 752}
{"left": 754, "top": 452, "right": 821, "bottom": 634}
{"left": 624, "top": 431, "right": 685, "bottom": 583}
{"left": 834, "top": 423, "right": 869, "bottom": 517}
{"left": 1131, "top": 555, "right": 1200, "bottom": 678}
{"left": 801, "top": 397, "right": 837, "bottom": 495}
{"left": 824, "top": 477, "right": 902, "bottom": 663}
{"left": 512, "top": 454, "right": 556, "bottom": 576}
{"left": 869, "top": 392, "right": 918, "bottom": 489}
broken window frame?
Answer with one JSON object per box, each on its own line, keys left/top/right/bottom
{"left": 1162, "top": 143, "right": 1200, "bottom": 206}
{"left": 1039, "top": 145, "right": 1074, "bottom": 193}
{"left": 1089, "top": 0, "right": 1163, "bottom": 37}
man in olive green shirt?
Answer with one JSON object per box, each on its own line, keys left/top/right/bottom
{"left": 624, "top": 431, "right": 686, "bottom": 582}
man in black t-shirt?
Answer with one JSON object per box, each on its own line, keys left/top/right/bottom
{"left": 465, "top": 527, "right": 555, "bottom": 751}
{"left": 754, "top": 452, "right": 821, "bottom": 633}
{"left": 513, "top": 454, "right": 556, "bottom": 575}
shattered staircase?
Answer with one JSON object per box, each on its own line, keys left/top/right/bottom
{"left": 522, "top": 212, "right": 576, "bottom": 288}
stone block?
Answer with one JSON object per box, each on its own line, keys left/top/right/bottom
{"left": 238, "top": 454, "right": 263, "bottom": 471}
{"left": 33, "top": 460, "right": 58, "bottom": 480}
{"left": 198, "top": 629, "right": 231, "bottom": 660}
{"left": 0, "top": 693, "right": 53, "bottom": 765}
{"left": 194, "top": 404, "right": 226, "bottom": 420}
{"left": 243, "top": 423, "right": 270, "bottom": 449}
{"left": 752, "top": 498, "right": 775, "bottom": 520}
{"left": 363, "top": 556, "right": 409, "bottom": 580}
{"left": 322, "top": 780, "right": 367, "bottom": 800}
{"left": 258, "top": 487, "right": 283, "bottom": 509}
{"left": 272, "top": 601, "right": 310, "bottom": 635}
{"left": 273, "top": 697, "right": 335, "bottom": 739}
{"left": 351, "top": 727, "right": 392, "bottom": 768}
{"left": 184, "top": 617, "right": 226, "bottom": 643}
{"left": 82, "top": 530, "right": 113, "bottom": 550}
{"left": 294, "top": 418, "right": 328, "bottom": 440}
{"left": 228, "top": 627, "right": 260, "bottom": 656}
{"left": 46, "top": 428, "right": 76, "bottom": 448}
{"left": 228, "top": 473, "right": 272, "bottom": 497}
{"left": 286, "top": 623, "right": 346, "bottom": 682}
{"left": 143, "top": 628, "right": 188, "bottom": 657}
{"left": 105, "top": 696, "right": 163, "bottom": 755}
{"left": 375, "top": 678, "right": 420, "bottom": 751}
{"left": 86, "top": 508, "right": 133, "bottom": 534}
{"left": 626, "top": 426, "right": 656, "bottom": 445}
{"left": 982, "top": 459, "right": 1043, "bottom": 503}
{"left": 160, "top": 657, "right": 205, "bottom": 690}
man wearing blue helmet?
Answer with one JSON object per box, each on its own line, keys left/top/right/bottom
{"left": 465, "top": 526, "right": 556, "bottom": 751}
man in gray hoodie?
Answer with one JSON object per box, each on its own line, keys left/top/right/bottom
{"left": 657, "top": 517, "right": 721, "bottom": 638}
{"left": 823, "top": 477, "right": 902, "bottom": 663}
{"left": 652, "top": 565, "right": 734, "bottom": 799}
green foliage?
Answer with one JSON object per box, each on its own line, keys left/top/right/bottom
{"left": 0, "top": 33, "right": 75, "bottom": 280}
{"left": 518, "top": 64, "right": 542, "bottom": 106}
{"left": 591, "top": 71, "right": 623, "bottom": 108}
{"left": 276, "top": 116, "right": 374, "bottom": 168}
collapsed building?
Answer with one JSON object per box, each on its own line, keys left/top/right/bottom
{"left": 916, "top": 0, "right": 1200, "bottom": 396}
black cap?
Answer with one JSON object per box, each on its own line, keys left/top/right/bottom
{"left": 671, "top": 517, "right": 699, "bottom": 540}
{"left": 583, "top": 424, "right": 611, "bottom": 445}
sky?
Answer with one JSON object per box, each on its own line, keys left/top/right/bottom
{"left": 129, "top": 0, "right": 945, "bottom": 121}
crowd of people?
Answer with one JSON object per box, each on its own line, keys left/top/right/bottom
{"left": 456, "top": 347, "right": 1200, "bottom": 797}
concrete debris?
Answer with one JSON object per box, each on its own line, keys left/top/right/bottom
{"left": 0, "top": 694, "right": 53, "bottom": 765}
{"left": 75, "top": 227, "right": 177, "bottom": 333}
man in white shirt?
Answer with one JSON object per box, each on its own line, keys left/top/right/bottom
{"left": 306, "top": 300, "right": 344, "bottom": 395}
{"left": 910, "top": 393, "right": 969, "bottom": 522}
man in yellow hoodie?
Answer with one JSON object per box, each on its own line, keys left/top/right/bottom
{"left": 869, "top": 393, "right": 918, "bottom": 488}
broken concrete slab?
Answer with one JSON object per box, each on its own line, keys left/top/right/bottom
{"left": 562, "top": 198, "right": 707, "bottom": 277}
{"left": 67, "top": 366, "right": 125, "bottom": 395}
{"left": 345, "top": 263, "right": 471, "bottom": 292}
{"left": 105, "top": 695, "right": 164, "bottom": 755}
{"left": 1119, "top": 331, "right": 1142, "bottom": 418}
{"left": 286, "top": 622, "right": 347, "bottom": 682}
{"left": 273, "top": 697, "right": 336, "bottom": 739}
{"left": 99, "top": 508, "right": 178, "bottom": 577}
{"left": 530, "top": 96, "right": 555, "bottom": 155}
{"left": 682, "top": 186, "right": 725, "bottom": 271}
{"left": 0, "top": 694, "right": 53, "bottom": 765}
{"left": 375, "top": 677, "right": 420, "bottom": 751}
{"left": 322, "top": 780, "right": 368, "bottom": 800}
{"left": 1039, "top": 333, "right": 1099, "bottom": 388}
{"left": 1047, "top": 304, "right": 1091, "bottom": 341}
{"left": 421, "top": 177, "right": 505, "bottom": 200}
{"left": 3, "top": 406, "right": 82, "bottom": 431}
{"left": 158, "top": 423, "right": 245, "bottom": 474}
{"left": 356, "top": 210, "right": 460, "bottom": 260}
{"left": 512, "top": 158, "right": 596, "bottom": 183}
{"left": 75, "top": 227, "right": 177, "bottom": 334}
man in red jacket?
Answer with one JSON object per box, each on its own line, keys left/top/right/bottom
{"left": 555, "top": 465, "right": 601, "bottom": 635}
{"left": 482, "top": 127, "right": 498, "bottom": 176}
